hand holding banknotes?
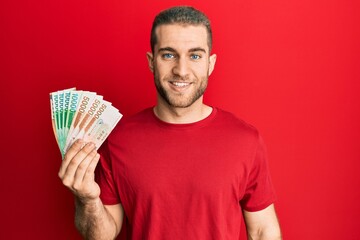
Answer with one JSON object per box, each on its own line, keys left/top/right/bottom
{"left": 50, "top": 88, "right": 122, "bottom": 200}
{"left": 58, "top": 139, "right": 101, "bottom": 203}
{"left": 52, "top": 88, "right": 124, "bottom": 238}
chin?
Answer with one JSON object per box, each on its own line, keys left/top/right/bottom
{"left": 167, "top": 96, "right": 202, "bottom": 108}
{"left": 169, "top": 103, "right": 193, "bottom": 108}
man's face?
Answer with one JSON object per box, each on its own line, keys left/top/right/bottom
{"left": 147, "top": 24, "right": 216, "bottom": 108}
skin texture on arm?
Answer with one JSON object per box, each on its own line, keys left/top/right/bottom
{"left": 243, "top": 204, "right": 282, "bottom": 240}
{"left": 58, "top": 139, "right": 124, "bottom": 240}
{"left": 74, "top": 200, "right": 124, "bottom": 240}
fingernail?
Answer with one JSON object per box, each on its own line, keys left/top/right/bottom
{"left": 87, "top": 142, "right": 95, "bottom": 148}
{"left": 76, "top": 139, "right": 86, "bottom": 149}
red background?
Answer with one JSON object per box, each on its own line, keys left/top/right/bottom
{"left": 1, "top": 0, "right": 359, "bottom": 239}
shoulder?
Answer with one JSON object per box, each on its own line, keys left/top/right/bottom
{"left": 108, "top": 107, "right": 154, "bottom": 138}
{"left": 213, "top": 107, "right": 260, "bottom": 138}
{"left": 118, "top": 107, "right": 153, "bottom": 126}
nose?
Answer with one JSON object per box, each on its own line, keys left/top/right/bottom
{"left": 172, "top": 57, "right": 189, "bottom": 78}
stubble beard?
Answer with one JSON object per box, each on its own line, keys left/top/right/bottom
{"left": 154, "top": 72, "right": 209, "bottom": 108}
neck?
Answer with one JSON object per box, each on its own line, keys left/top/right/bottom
{"left": 153, "top": 97, "right": 212, "bottom": 124}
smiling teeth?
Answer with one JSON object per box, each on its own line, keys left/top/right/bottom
{"left": 173, "top": 82, "right": 190, "bottom": 87}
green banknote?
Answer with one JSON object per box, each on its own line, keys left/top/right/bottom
{"left": 64, "top": 91, "right": 82, "bottom": 141}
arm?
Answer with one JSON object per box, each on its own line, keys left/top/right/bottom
{"left": 243, "top": 204, "right": 282, "bottom": 240}
{"left": 74, "top": 200, "right": 124, "bottom": 240}
{"left": 58, "top": 140, "right": 124, "bottom": 240}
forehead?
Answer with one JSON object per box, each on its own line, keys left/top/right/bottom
{"left": 154, "top": 24, "right": 208, "bottom": 51}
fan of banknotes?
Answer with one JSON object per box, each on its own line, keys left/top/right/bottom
{"left": 50, "top": 88, "right": 122, "bottom": 158}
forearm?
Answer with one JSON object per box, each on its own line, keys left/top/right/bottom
{"left": 75, "top": 197, "right": 118, "bottom": 240}
{"left": 244, "top": 205, "right": 282, "bottom": 240}
{"left": 247, "top": 231, "right": 282, "bottom": 240}
{"left": 247, "top": 223, "right": 282, "bottom": 240}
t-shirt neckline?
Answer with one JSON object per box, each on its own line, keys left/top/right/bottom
{"left": 150, "top": 106, "right": 218, "bottom": 130}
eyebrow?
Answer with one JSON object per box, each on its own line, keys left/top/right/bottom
{"left": 189, "top": 47, "right": 207, "bottom": 53}
{"left": 158, "top": 47, "right": 176, "bottom": 53}
{"left": 158, "top": 47, "right": 207, "bottom": 54}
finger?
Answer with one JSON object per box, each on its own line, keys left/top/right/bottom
{"left": 59, "top": 140, "right": 91, "bottom": 179}
{"left": 60, "top": 142, "right": 96, "bottom": 185}
{"left": 72, "top": 149, "right": 98, "bottom": 189}
{"left": 64, "top": 139, "right": 85, "bottom": 164}
{"left": 63, "top": 142, "right": 95, "bottom": 179}
{"left": 59, "top": 139, "right": 85, "bottom": 177}
{"left": 83, "top": 153, "right": 100, "bottom": 182}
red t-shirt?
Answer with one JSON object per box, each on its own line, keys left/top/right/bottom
{"left": 96, "top": 107, "right": 276, "bottom": 240}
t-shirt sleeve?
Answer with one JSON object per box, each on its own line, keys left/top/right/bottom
{"left": 95, "top": 140, "right": 121, "bottom": 205}
{"left": 240, "top": 134, "right": 277, "bottom": 212}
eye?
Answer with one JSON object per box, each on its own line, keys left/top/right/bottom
{"left": 162, "top": 53, "right": 175, "bottom": 59}
{"left": 190, "top": 54, "right": 201, "bottom": 60}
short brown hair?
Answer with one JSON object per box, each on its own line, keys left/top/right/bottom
{"left": 150, "top": 6, "right": 213, "bottom": 52}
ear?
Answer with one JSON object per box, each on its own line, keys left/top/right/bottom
{"left": 208, "top": 54, "right": 217, "bottom": 76}
{"left": 146, "top": 52, "right": 154, "bottom": 73}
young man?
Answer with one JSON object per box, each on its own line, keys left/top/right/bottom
{"left": 58, "top": 6, "right": 282, "bottom": 240}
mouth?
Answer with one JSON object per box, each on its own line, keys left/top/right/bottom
{"left": 169, "top": 81, "right": 192, "bottom": 88}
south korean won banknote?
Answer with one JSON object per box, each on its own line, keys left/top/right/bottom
{"left": 50, "top": 88, "right": 122, "bottom": 158}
